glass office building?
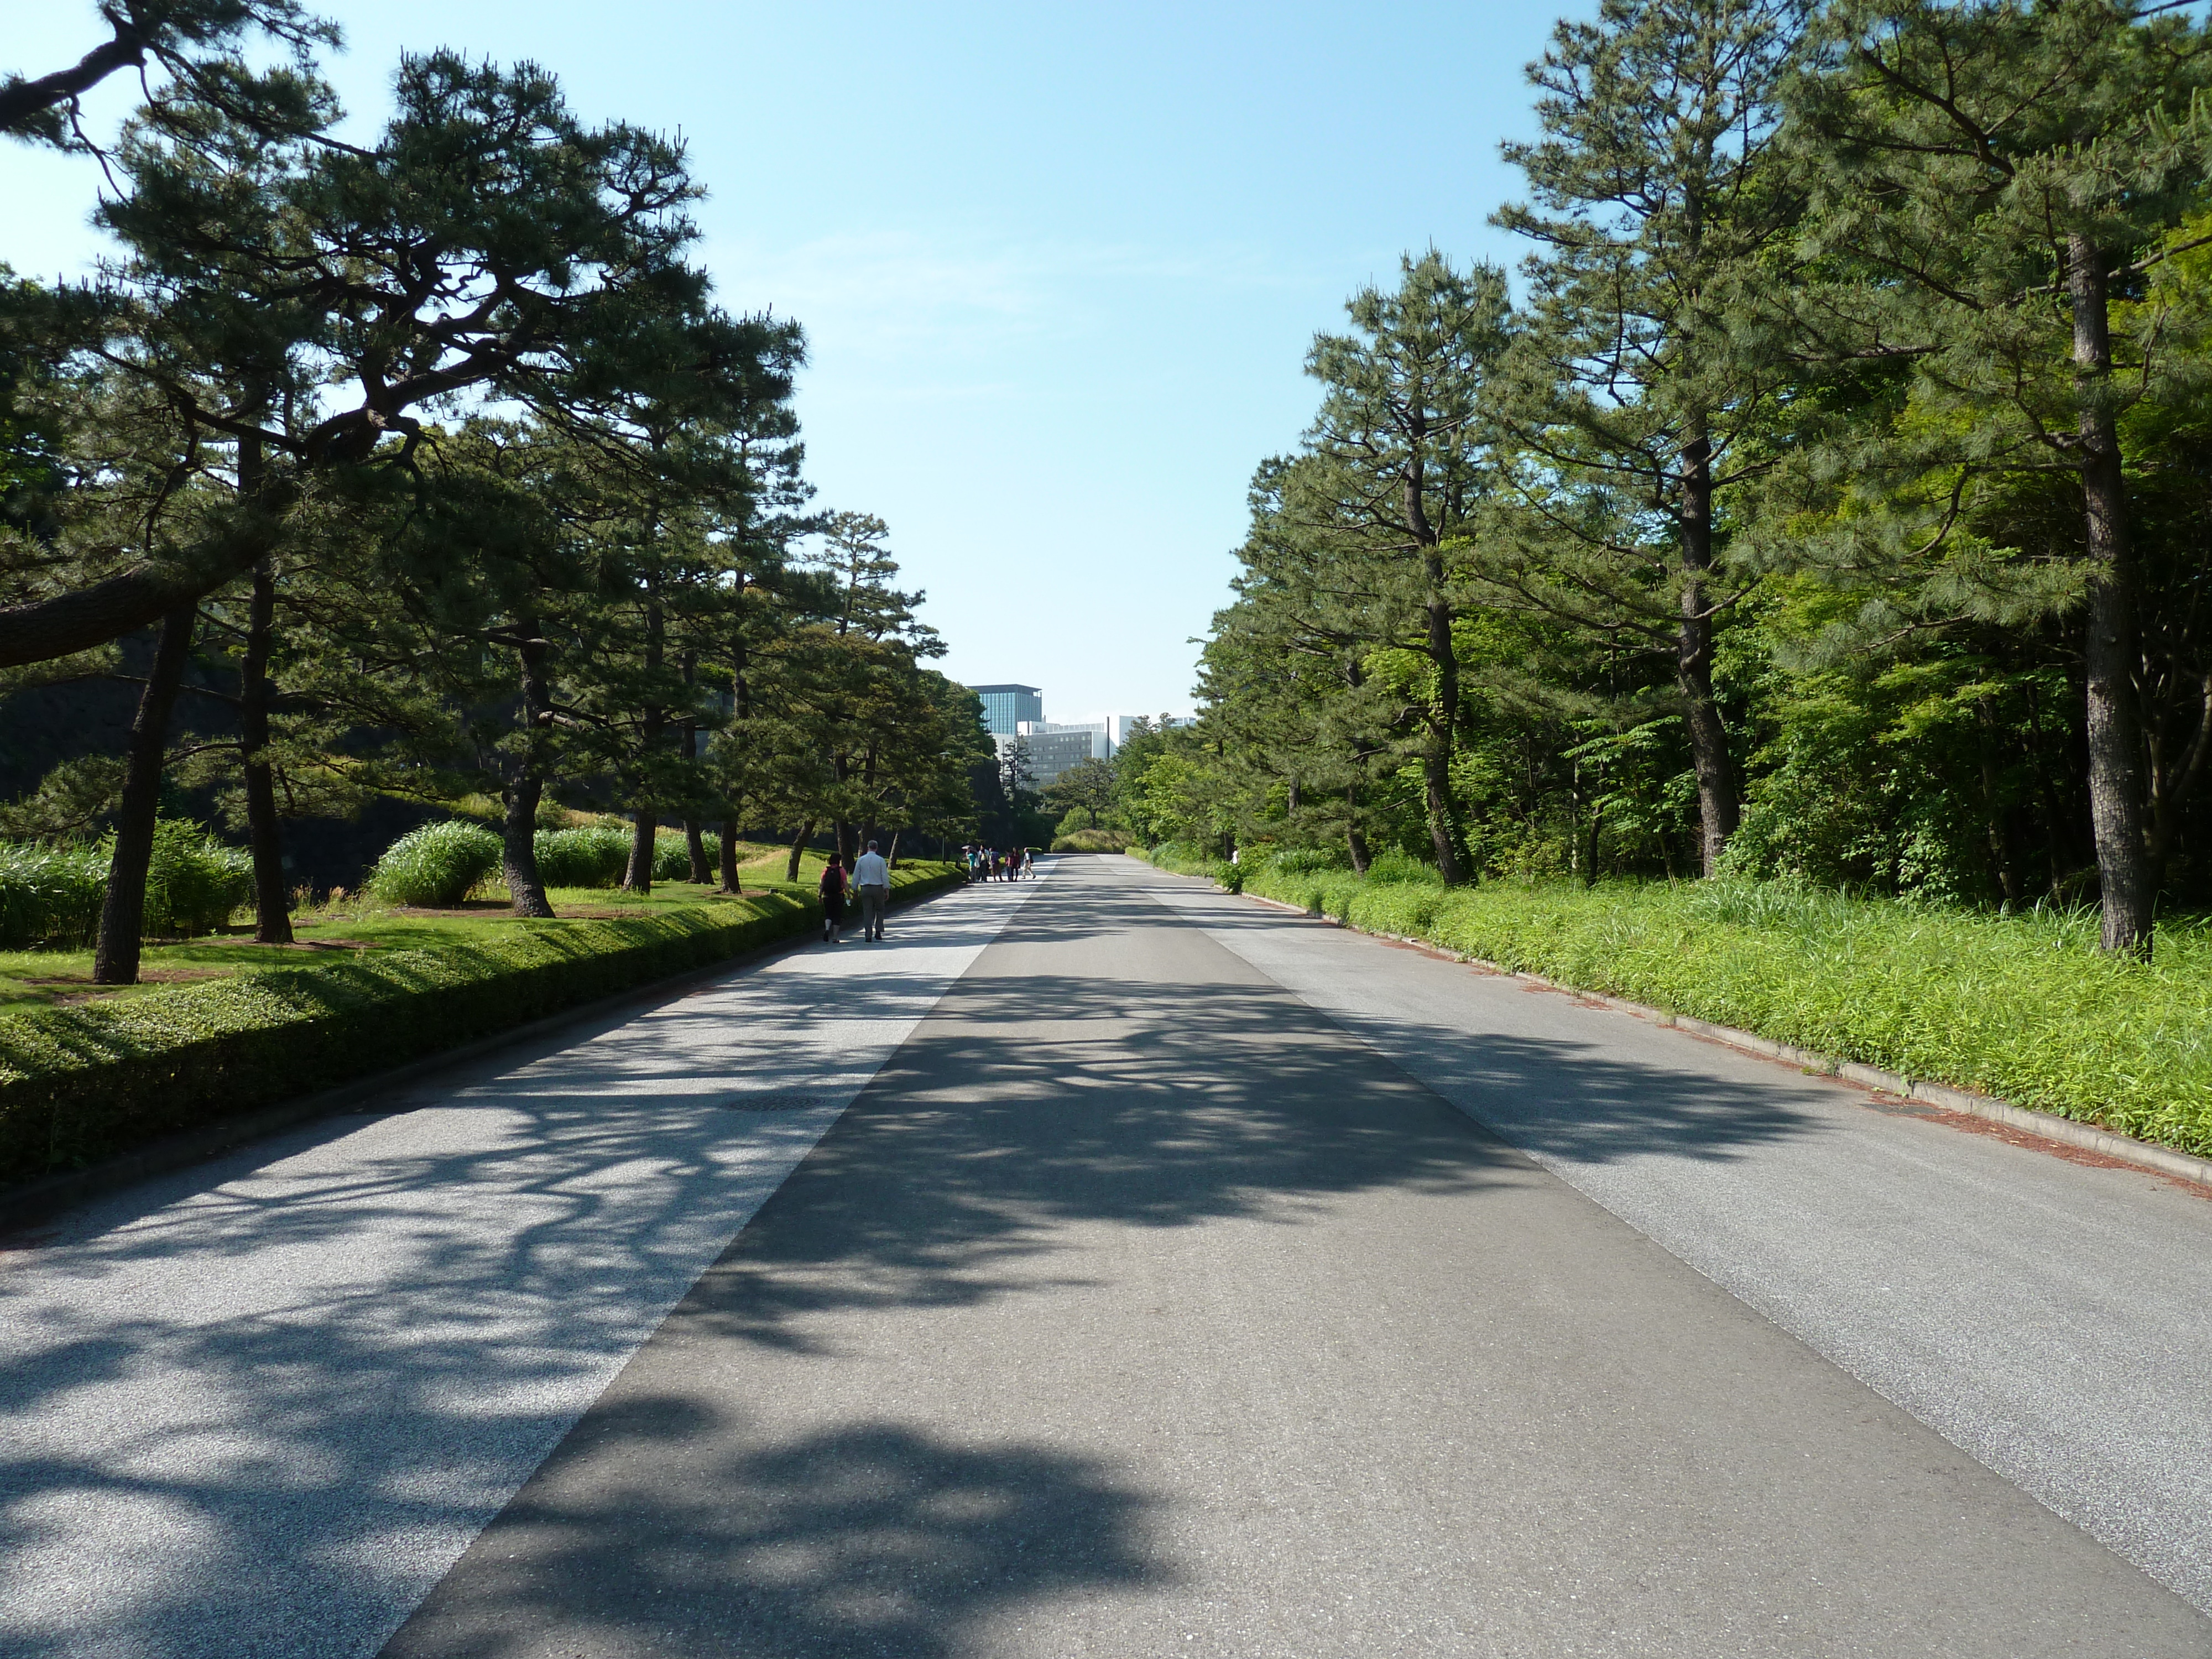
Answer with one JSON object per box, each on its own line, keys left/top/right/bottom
{"left": 973, "top": 684, "right": 1043, "bottom": 735}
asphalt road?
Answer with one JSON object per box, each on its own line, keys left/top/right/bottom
{"left": 6, "top": 856, "right": 2209, "bottom": 1656}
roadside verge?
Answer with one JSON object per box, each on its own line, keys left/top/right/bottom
{"left": 0, "top": 865, "right": 962, "bottom": 1213}
{"left": 1140, "top": 857, "right": 2212, "bottom": 1193}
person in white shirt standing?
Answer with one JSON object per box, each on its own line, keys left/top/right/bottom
{"left": 853, "top": 840, "right": 891, "bottom": 941}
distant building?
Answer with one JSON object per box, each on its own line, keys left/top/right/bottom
{"left": 972, "top": 684, "right": 1042, "bottom": 736}
{"left": 997, "top": 721, "right": 1110, "bottom": 789}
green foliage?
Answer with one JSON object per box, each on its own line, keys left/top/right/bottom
{"left": 0, "top": 842, "right": 106, "bottom": 949}
{"left": 653, "top": 830, "right": 720, "bottom": 883}
{"left": 138, "top": 820, "right": 255, "bottom": 938}
{"left": 0, "top": 822, "right": 252, "bottom": 947}
{"left": 530, "top": 825, "right": 633, "bottom": 888}
{"left": 366, "top": 820, "right": 503, "bottom": 907}
{"left": 0, "top": 863, "right": 963, "bottom": 1188}
{"left": 1049, "top": 827, "right": 1133, "bottom": 853}
{"left": 1238, "top": 859, "right": 2212, "bottom": 1158}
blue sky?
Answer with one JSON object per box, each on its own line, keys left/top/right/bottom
{"left": 4, "top": 2, "right": 1581, "bottom": 726}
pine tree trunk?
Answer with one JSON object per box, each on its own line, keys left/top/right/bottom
{"left": 624, "top": 807, "right": 655, "bottom": 894}
{"left": 785, "top": 820, "right": 813, "bottom": 885}
{"left": 1347, "top": 826, "right": 1371, "bottom": 875}
{"left": 1676, "top": 431, "right": 1737, "bottom": 876}
{"left": 2069, "top": 233, "right": 2153, "bottom": 958}
{"left": 719, "top": 816, "right": 740, "bottom": 893}
{"left": 500, "top": 775, "right": 554, "bottom": 919}
{"left": 92, "top": 604, "right": 195, "bottom": 985}
{"left": 502, "top": 629, "right": 556, "bottom": 918}
{"left": 1408, "top": 424, "right": 1468, "bottom": 881}
{"left": 239, "top": 560, "right": 292, "bottom": 945}
{"left": 1422, "top": 592, "right": 1469, "bottom": 883}
{"left": 685, "top": 817, "right": 709, "bottom": 884}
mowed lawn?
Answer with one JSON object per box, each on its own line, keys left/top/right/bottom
{"left": 0, "top": 842, "right": 846, "bottom": 1015}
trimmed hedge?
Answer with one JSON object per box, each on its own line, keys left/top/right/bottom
{"left": 0, "top": 864, "right": 961, "bottom": 1190}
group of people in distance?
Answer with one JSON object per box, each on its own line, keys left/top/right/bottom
{"left": 816, "top": 840, "right": 893, "bottom": 945}
{"left": 964, "top": 844, "right": 1034, "bottom": 884}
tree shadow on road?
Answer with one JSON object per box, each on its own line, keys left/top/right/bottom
{"left": 379, "top": 1399, "right": 1166, "bottom": 1659}
{"left": 0, "top": 862, "right": 1828, "bottom": 1658}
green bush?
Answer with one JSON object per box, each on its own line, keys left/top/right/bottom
{"left": 1238, "top": 862, "right": 2212, "bottom": 1159}
{"left": 1050, "top": 827, "right": 1133, "bottom": 853}
{"left": 0, "top": 863, "right": 964, "bottom": 1188}
{"left": 1361, "top": 848, "right": 1442, "bottom": 886}
{"left": 0, "top": 842, "right": 106, "bottom": 948}
{"left": 1267, "top": 848, "right": 1349, "bottom": 878}
{"left": 367, "top": 820, "right": 503, "bottom": 907}
{"left": 653, "top": 829, "right": 720, "bottom": 882}
{"left": 140, "top": 820, "right": 255, "bottom": 937}
{"left": 531, "top": 824, "right": 633, "bottom": 888}
{"left": 0, "top": 822, "right": 253, "bottom": 947}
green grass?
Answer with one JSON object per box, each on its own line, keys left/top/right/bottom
{"left": 0, "top": 859, "right": 962, "bottom": 1188}
{"left": 1219, "top": 854, "right": 2212, "bottom": 1160}
{"left": 0, "top": 842, "right": 839, "bottom": 1016}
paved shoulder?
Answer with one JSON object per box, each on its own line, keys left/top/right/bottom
{"left": 380, "top": 857, "right": 2209, "bottom": 1657}
{"left": 1126, "top": 855, "right": 2212, "bottom": 1618}
{"left": 0, "top": 878, "right": 1037, "bottom": 1659}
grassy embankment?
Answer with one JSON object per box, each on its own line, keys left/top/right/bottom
{"left": 1136, "top": 843, "right": 2212, "bottom": 1159}
{"left": 0, "top": 848, "right": 958, "bottom": 1191}
{"left": 0, "top": 839, "right": 827, "bottom": 1014}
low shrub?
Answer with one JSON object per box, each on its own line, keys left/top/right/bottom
{"left": 0, "top": 862, "right": 964, "bottom": 1189}
{"left": 653, "top": 829, "right": 720, "bottom": 883}
{"left": 1051, "top": 827, "right": 1133, "bottom": 853}
{"left": 1361, "top": 848, "right": 1443, "bottom": 886}
{"left": 0, "top": 823, "right": 252, "bottom": 948}
{"left": 531, "top": 824, "right": 632, "bottom": 888}
{"left": 1237, "top": 862, "right": 2212, "bottom": 1159}
{"left": 367, "top": 820, "right": 504, "bottom": 907}
{"left": 140, "top": 820, "right": 255, "bottom": 937}
{"left": 1266, "top": 847, "right": 1350, "bottom": 878}
{"left": 0, "top": 842, "right": 106, "bottom": 948}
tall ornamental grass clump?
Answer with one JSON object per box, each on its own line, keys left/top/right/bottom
{"left": 0, "top": 842, "right": 107, "bottom": 948}
{"left": 139, "top": 821, "right": 255, "bottom": 938}
{"left": 1237, "top": 855, "right": 2212, "bottom": 1157}
{"left": 0, "top": 823, "right": 252, "bottom": 947}
{"left": 531, "top": 824, "right": 633, "bottom": 888}
{"left": 367, "top": 821, "right": 502, "bottom": 907}
{"left": 653, "top": 829, "right": 720, "bottom": 881}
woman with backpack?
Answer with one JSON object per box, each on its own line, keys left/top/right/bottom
{"left": 818, "top": 853, "right": 849, "bottom": 943}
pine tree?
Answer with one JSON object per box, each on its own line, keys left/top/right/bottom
{"left": 1783, "top": 0, "right": 2212, "bottom": 954}
{"left": 1493, "top": 0, "right": 1809, "bottom": 876}
{"left": 1275, "top": 252, "right": 1512, "bottom": 884}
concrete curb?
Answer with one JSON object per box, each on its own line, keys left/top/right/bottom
{"left": 1229, "top": 884, "right": 2212, "bottom": 1194}
{"left": 0, "top": 876, "right": 964, "bottom": 1233}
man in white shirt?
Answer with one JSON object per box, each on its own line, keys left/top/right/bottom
{"left": 853, "top": 841, "right": 891, "bottom": 941}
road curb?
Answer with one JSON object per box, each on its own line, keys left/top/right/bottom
{"left": 0, "top": 877, "right": 964, "bottom": 1234}
{"left": 1228, "top": 884, "right": 2212, "bottom": 1193}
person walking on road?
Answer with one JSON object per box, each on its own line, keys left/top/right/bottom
{"left": 853, "top": 840, "right": 891, "bottom": 941}
{"left": 817, "top": 853, "right": 849, "bottom": 943}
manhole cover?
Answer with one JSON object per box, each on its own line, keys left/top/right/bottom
{"left": 719, "top": 1093, "right": 830, "bottom": 1112}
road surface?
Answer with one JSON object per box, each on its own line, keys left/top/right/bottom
{"left": 3, "top": 855, "right": 2207, "bottom": 1657}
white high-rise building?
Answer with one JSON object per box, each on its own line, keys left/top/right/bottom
{"left": 998, "top": 720, "right": 1111, "bottom": 788}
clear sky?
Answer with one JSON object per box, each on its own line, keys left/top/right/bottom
{"left": 4, "top": 2, "right": 1583, "bottom": 727}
